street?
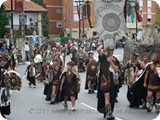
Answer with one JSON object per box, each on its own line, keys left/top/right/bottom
{"left": 7, "top": 48, "right": 158, "bottom": 120}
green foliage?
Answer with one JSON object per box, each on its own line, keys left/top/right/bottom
{"left": 155, "top": 5, "right": 160, "bottom": 26}
{"left": 59, "top": 31, "right": 65, "bottom": 37}
{"left": 13, "top": 30, "right": 21, "bottom": 39}
{"left": 0, "top": 4, "right": 10, "bottom": 38}
{"left": 155, "top": 20, "right": 160, "bottom": 26}
{"left": 59, "top": 37, "right": 80, "bottom": 44}
{"left": 59, "top": 37, "right": 70, "bottom": 44}
{"left": 31, "top": 0, "right": 49, "bottom": 38}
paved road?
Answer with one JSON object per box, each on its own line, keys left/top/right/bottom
{"left": 6, "top": 48, "right": 158, "bottom": 120}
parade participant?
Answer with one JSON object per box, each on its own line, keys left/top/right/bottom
{"left": 58, "top": 61, "right": 78, "bottom": 111}
{"left": 50, "top": 64, "right": 62, "bottom": 104}
{"left": 72, "top": 67, "right": 81, "bottom": 94}
{"left": 77, "top": 48, "right": 86, "bottom": 72}
{"left": 61, "top": 44, "right": 66, "bottom": 64}
{"left": 43, "top": 58, "right": 53, "bottom": 101}
{"left": 124, "top": 52, "right": 139, "bottom": 88}
{"left": 32, "top": 43, "right": 40, "bottom": 58}
{"left": 144, "top": 50, "right": 160, "bottom": 113}
{"left": 128, "top": 52, "right": 149, "bottom": 108}
{"left": 71, "top": 46, "right": 78, "bottom": 65}
{"left": 10, "top": 46, "right": 17, "bottom": 70}
{"left": 0, "top": 52, "right": 21, "bottom": 119}
{"left": 85, "top": 39, "right": 90, "bottom": 53}
{"left": 53, "top": 52, "right": 64, "bottom": 72}
{"left": 26, "top": 59, "right": 36, "bottom": 88}
{"left": 0, "top": 54, "right": 10, "bottom": 118}
{"left": 124, "top": 51, "right": 139, "bottom": 104}
{"left": 84, "top": 51, "right": 98, "bottom": 94}
{"left": 34, "top": 50, "right": 43, "bottom": 81}
{"left": 97, "top": 44, "right": 120, "bottom": 120}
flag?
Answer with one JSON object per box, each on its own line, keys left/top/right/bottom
{"left": 129, "top": 1, "right": 135, "bottom": 23}
{"left": 14, "top": 0, "right": 23, "bottom": 13}
{"left": 135, "top": 10, "right": 141, "bottom": 22}
{"left": 86, "top": 2, "right": 94, "bottom": 28}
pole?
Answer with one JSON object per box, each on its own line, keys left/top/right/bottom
{"left": 69, "top": 0, "right": 73, "bottom": 38}
{"left": 79, "top": 0, "right": 81, "bottom": 38}
{"left": 11, "top": 0, "right": 14, "bottom": 45}
{"left": 136, "top": 18, "right": 138, "bottom": 42}
{"left": 82, "top": 13, "right": 84, "bottom": 34}
{"left": 21, "top": 0, "right": 25, "bottom": 39}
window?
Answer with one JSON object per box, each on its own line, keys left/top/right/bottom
{"left": 148, "top": 14, "right": 151, "bottom": 19}
{"left": 147, "top": 0, "right": 152, "bottom": 7}
{"left": 56, "top": 8, "right": 62, "bottom": 14}
{"left": 148, "top": 7, "right": 152, "bottom": 14}
{"left": 56, "top": 21, "right": 62, "bottom": 28}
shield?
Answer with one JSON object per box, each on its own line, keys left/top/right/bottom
{"left": 87, "top": 60, "right": 97, "bottom": 75}
{"left": 4, "top": 70, "right": 22, "bottom": 91}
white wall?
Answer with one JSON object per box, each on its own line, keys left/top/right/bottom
{"left": 11, "top": 13, "right": 38, "bottom": 26}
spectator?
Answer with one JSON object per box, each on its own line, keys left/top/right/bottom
{"left": 24, "top": 42, "right": 30, "bottom": 61}
{"left": 67, "top": 40, "right": 71, "bottom": 55}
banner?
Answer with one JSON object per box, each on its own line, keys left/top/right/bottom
{"left": 93, "top": 0, "right": 127, "bottom": 49}
{"left": 76, "top": 3, "right": 80, "bottom": 20}
{"left": 14, "top": 0, "right": 23, "bottom": 13}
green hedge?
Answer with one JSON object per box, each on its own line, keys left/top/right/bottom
{"left": 54, "top": 37, "right": 80, "bottom": 44}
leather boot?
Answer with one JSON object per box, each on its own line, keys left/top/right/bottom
{"left": 155, "top": 99, "right": 160, "bottom": 114}
{"left": 146, "top": 98, "right": 153, "bottom": 112}
{"left": 50, "top": 94, "right": 56, "bottom": 104}
{"left": 104, "top": 104, "right": 111, "bottom": 118}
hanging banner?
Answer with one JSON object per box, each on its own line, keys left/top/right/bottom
{"left": 14, "top": 0, "right": 23, "bottom": 13}
{"left": 93, "top": 0, "right": 127, "bottom": 40}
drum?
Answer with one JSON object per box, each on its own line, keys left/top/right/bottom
{"left": 5, "top": 70, "right": 22, "bottom": 91}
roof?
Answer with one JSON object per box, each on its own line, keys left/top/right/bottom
{"left": 4, "top": 0, "right": 47, "bottom": 13}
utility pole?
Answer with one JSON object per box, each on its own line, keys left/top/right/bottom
{"left": 11, "top": 0, "right": 14, "bottom": 45}
{"left": 78, "top": 0, "right": 81, "bottom": 38}
{"left": 69, "top": 0, "right": 73, "bottom": 38}
{"left": 21, "top": 0, "right": 25, "bottom": 39}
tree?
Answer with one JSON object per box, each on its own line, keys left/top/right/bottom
{"left": 155, "top": 5, "right": 160, "bottom": 26}
{"left": 31, "top": 0, "right": 49, "bottom": 38}
{"left": 0, "top": 4, "right": 9, "bottom": 38}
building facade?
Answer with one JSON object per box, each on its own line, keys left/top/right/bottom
{"left": 5, "top": 0, "right": 47, "bottom": 40}
{"left": 43, "top": 0, "right": 95, "bottom": 38}
{"left": 43, "top": 0, "right": 63, "bottom": 37}
{"left": 140, "top": 0, "right": 157, "bottom": 26}
{"left": 63, "top": 0, "right": 96, "bottom": 38}
{"left": 44, "top": 0, "right": 159, "bottom": 38}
